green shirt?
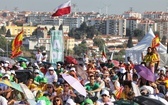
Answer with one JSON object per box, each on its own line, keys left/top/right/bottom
{"left": 106, "top": 63, "right": 114, "bottom": 68}
{"left": 85, "top": 83, "right": 100, "bottom": 91}
{"left": 56, "top": 68, "right": 64, "bottom": 75}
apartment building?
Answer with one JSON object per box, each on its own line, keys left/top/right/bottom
{"left": 156, "top": 19, "right": 168, "bottom": 38}
{"left": 123, "top": 11, "right": 142, "bottom": 19}
{"left": 143, "top": 11, "right": 164, "bottom": 19}
{"left": 63, "top": 16, "right": 84, "bottom": 29}
{"left": 6, "top": 25, "right": 36, "bottom": 36}
{"left": 64, "top": 36, "right": 75, "bottom": 51}
{"left": 126, "top": 17, "right": 141, "bottom": 36}
{"left": 106, "top": 17, "right": 126, "bottom": 36}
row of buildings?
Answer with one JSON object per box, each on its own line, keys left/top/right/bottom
{"left": 0, "top": 10, "right": 168, "bottom": 54}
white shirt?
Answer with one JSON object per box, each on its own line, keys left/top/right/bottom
{"left": 42, "top": 55, "right": 48, "bottom": 62}
{"left": 36, "top": 53, "right": 43, "bottom": 62}
{"left": 0, "top": 96, "right": 7, "bottom": 105}
{"left": 149, "top": 94, "right": 168, "bottom": 104}
{"left": 45, "top": 71, "right": 58, "bottom": 84}
{"left": 96, "top": 99, "right": 114, "bottom": 105}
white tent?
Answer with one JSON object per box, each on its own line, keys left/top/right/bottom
{"left": 125, "top": 28, "right": 168, "bottom": 66}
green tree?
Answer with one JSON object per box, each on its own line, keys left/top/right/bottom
{"left": 79, "top": 22, "right": 87, "bottom": 32}
{"left": 6, "top": 29, "right": 11, "bottom": 37}
{"left": 93, "top": 38, "right": 105, "bottom": 51}
{"left": 73, "top": 43, "right": 87, "bottom": 56}
{"left": 133, "top": 29, "right": 143, "bottom": 37}
{"left": 86, "top": 26, "right": 95, "bottom": 39}
{"left": 161, "top": 35, "right": 167, "bottom": 45}
{"left": 39, "top": 46, "right": 46, "bottom": 51}
{"left": 0, "top": 36, "right": 8, "bottom": 51}
{"left": 0, "top": 26, "right": 6, "bottom": 35}
{"left": 127, "top": 36, "right": 133, "bottom": 48}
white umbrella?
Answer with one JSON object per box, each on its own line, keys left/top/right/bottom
{"left": 62, "top": 73, "right": 86, "bottom": 97}
{"left": 19, "top": 83, "right": 36, "bottom": 105}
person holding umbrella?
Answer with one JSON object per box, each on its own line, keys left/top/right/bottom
{"left": 61, "top": 82, "right": 76, "bottom": 104}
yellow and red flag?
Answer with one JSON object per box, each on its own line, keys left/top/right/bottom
{"left": 151, "top": 35, "right": 160, "bottom": 48}
{"left": 11, "top": 29, "right": 23, "bottom": 58}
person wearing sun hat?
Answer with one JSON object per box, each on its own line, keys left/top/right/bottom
{"left": 45, "top": 66, "right": 58, "bottom": 84}
{"left": 96, "top": 89, "right": 113, "bottom": 105}
{"left": 37, "top": 77, "right": 48, "bottom": 92}
{"left": 81, "top": 98, "right": 94, "bottom": 105}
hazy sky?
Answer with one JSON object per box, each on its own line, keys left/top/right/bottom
{"left": 0, "top": 0, "right": 167, "bottom": 14}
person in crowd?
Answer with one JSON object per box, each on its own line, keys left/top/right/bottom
{"left": 0, "top": 74, "right": 13, "bottom": 101}
{"left": 10, "top": 70, "right": 18, "bottom": 83}
{"left": 120, "top": 81, "right": 133, "bottom": 100}
{"left": 0, "top": 95, "right": 7, "bottom": 105}
{"left": 83, "top": 54, "right": 89, "bottom": 64}
{"left": 127, "top": 56, "right": 134, "bottom": 69}
{"left": 43, "top": 84, "right": 57, "bottom": 101}
{"left": 124, "top": 62, "right": 133, "bottom": 81}
{"left": 132, "top": 73, "right": 139, "bottom": 84}
{"left": 26, "top": 78, "right": 38, "bottom": 92}
{"left": 87, "top": 63, "right": 96, "bottom": 75}
{"left": 65, "top": 98, "right": 76, "bottom": 105}
{"left": 156, "top": 74, "right": 167, "bottom": 95}
{"left": 42, "top": 50, "right": 48, "bottom": 62}
{"left": 85, "top": 75, "right": 100, "bottom": 102}
{"left": 34, "top": 69, "right": 43, "bottom": 85}
{"left": 81, "top": 98, "right": 94, "bottom": 105}
{"left": 117, "top": 61, "right": 126, "bottom": 84}
{"left": 108, "top": 70, "right": 120, "bottom": 92}
{"left": 61, "top": 82, "right": 76, "bottom": 104}
{"left": 151, "top": 47, "right": 160, "bottom": 72}
{"left": 36, "top": 50, "right": 43, "bottom": 64}
{"left": 53, "top": 96, "right": 63, "bottom": 105}
{"left": 69, "top": 68, "right": 78, "bottom": 80}
{"left": 106, "top": 59, "right": 114, "bottom": 69}
{"left": 95, "top": 73, "right": 105, "bottom": 90}
{"left": 56, "top": 63, "right": 64, "bottom": 84}
{"left": 142, "top": 47, "right": 155, "bottom": 73}
{"left": 96, "top": 89, "right": 113, "bottom": 105}
{"left": 45, "top": 67, "right": 58, "bottom": 84}
{"left": 20, "top": 61, "right": 27, "bottom": 69}
{"left": 137, "top": 76, "right": 150, "bottom": 87}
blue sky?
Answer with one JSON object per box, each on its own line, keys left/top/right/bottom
{"left": 0, "top": 0, "right": 167, "bottom": 14}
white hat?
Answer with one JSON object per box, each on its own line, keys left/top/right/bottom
{"left": 140, "top": 85, "right": 154, "bottom": 94}
{"left": 42, "top": 50, "right": 46, "bottom": 53}
{"left": 48, "top": 67, "right": 54, "bottom": 70}
{"left": 70, "top": 67, "right": 76, "bottom": 72}
{"left": 101, "top": 89, "right": 110, "bottom": 96}
{"left": 57, "top": 63, "right": 61, "bottom": 66}
{"left": 2, "top": 74, "right": 10, "bottom": 80}
{"left": 10, "top": 70, "right": 16, "bottom": 75}
{"left": 34, "top": 69, "right": 40, "bottom": 73}
{"left": 66, "top": 99, "right": 76, "bottom": 105}
{"left": 119, "top": 67, "right": 126, "bottom": 73}
{"left": 6, "top": 71, "right": 11, "bottom": 75}
{"left": 3, "top": 63, "right": 8, "bottom": 67}
{"left": 5, "top": 61, "right": 9, "bottom": 64}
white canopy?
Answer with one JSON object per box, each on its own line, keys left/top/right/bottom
{"left": 125, "top": 28, "right": 168, "bottom": 66}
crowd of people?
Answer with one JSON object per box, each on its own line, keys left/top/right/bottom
{"left": 0, "top": 47, "right": 168, "bottom": 105}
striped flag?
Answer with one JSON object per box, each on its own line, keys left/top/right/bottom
{"left": 11, "top": 29, "right": 23, "bottom": 58}
{"left": 52, "top": 0, "right": 71, "bottom": 17}
{"left": 151, "top": 35, "right": 160, "bottom": 48}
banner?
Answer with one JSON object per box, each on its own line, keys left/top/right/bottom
{"left": 50, "top": 30, "right": 64, "bottom": 63}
